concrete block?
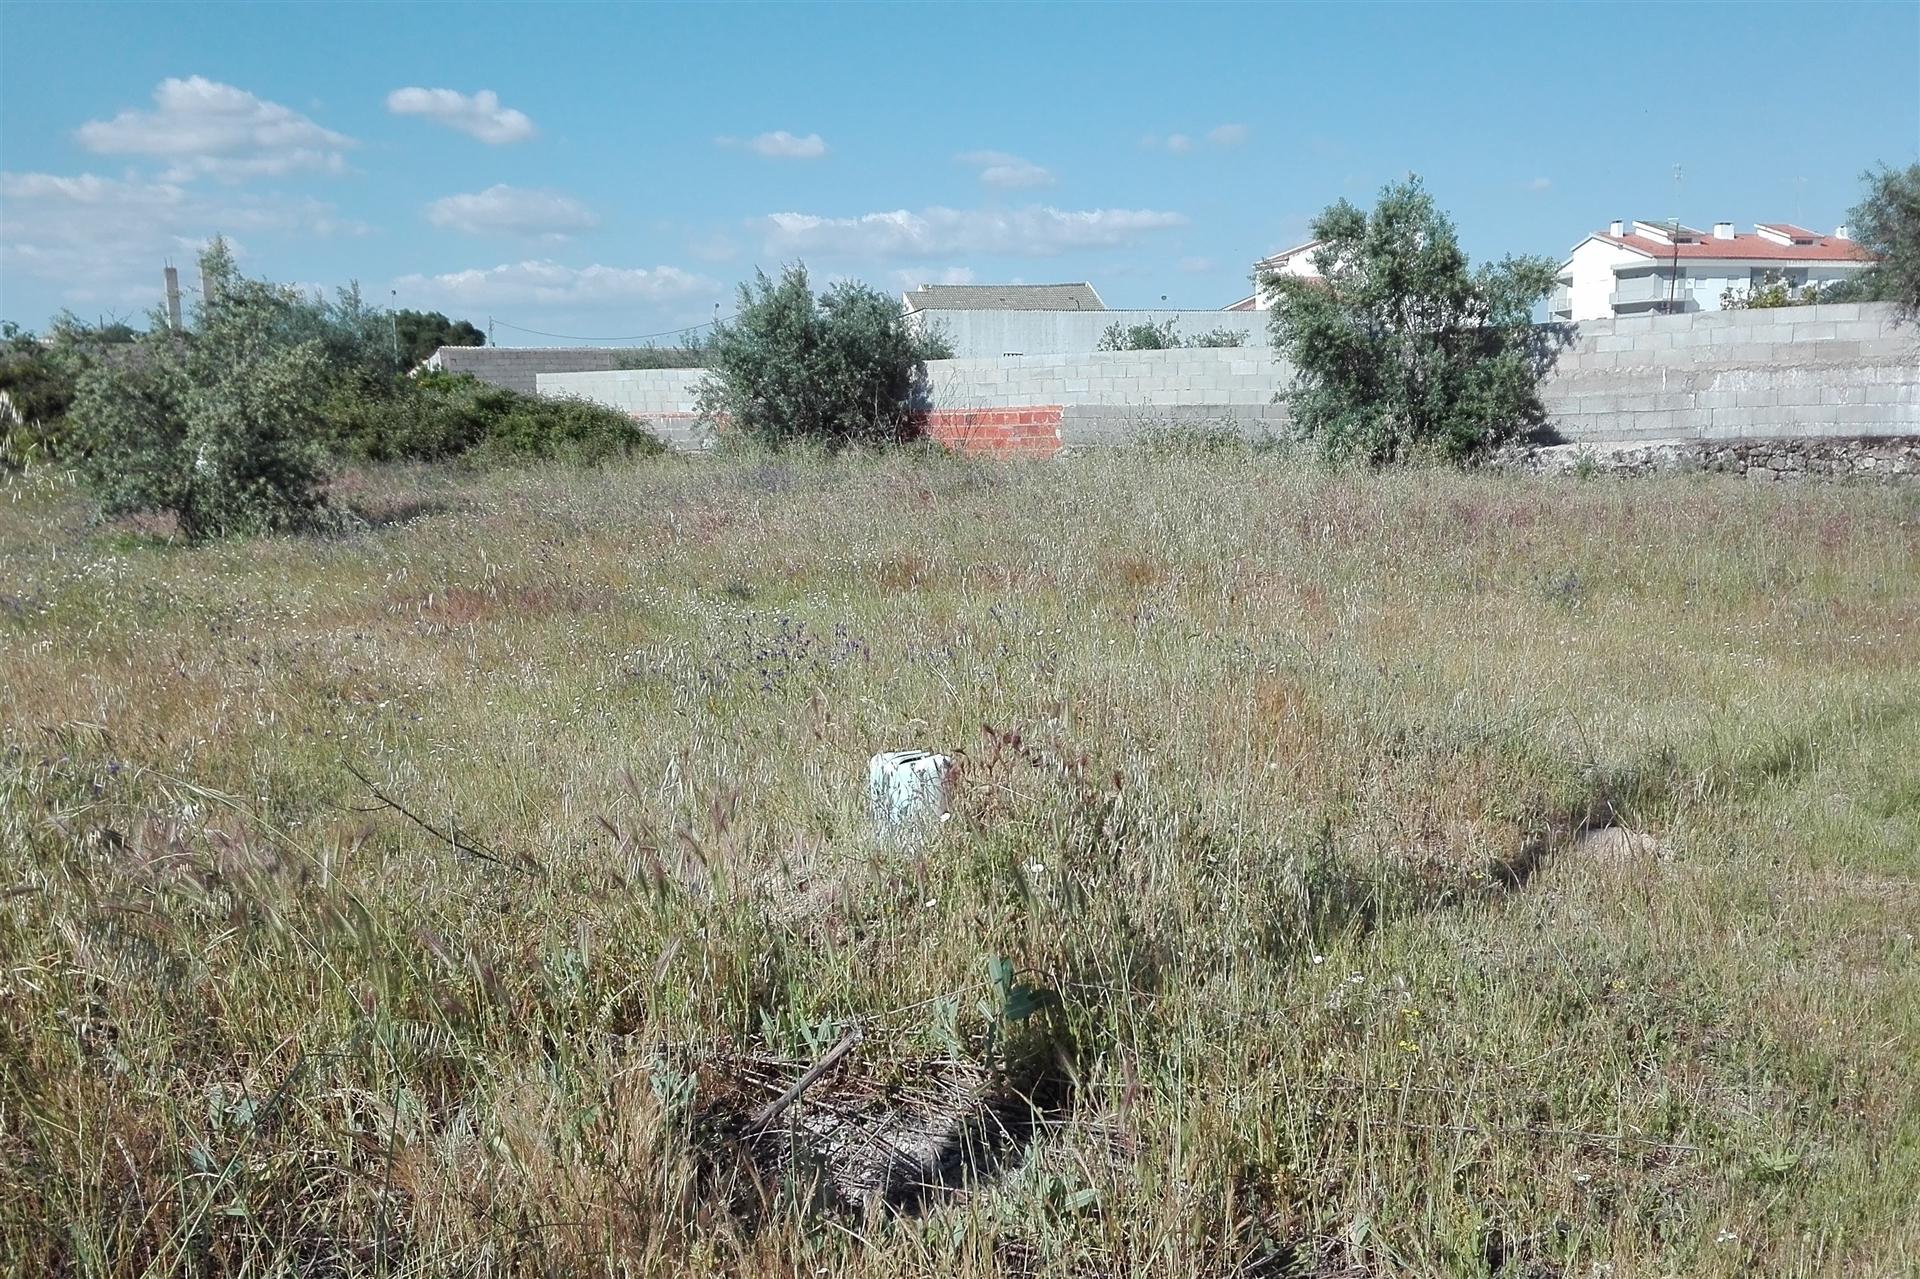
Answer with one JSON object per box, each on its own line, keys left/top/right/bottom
{"left": 1833, "top": 320, "right": 1890, "bottom": 342}
{"left": 1791, "top": 322, "right": 1840, "bottom": 342}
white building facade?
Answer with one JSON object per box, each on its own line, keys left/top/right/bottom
{"left": 1225, "top": 240, "right": 1326, "bottom": 311}
{"left": 1552, "top": 220, "right": 1873, "bottom": 322}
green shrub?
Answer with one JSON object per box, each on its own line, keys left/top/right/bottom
{"left": 1097, "top": 318, "right": 1247, "bottom": 350}
{"left": 614, "top": 341, "right": 707, "bottom": 370}
{"left": 69, "top": 308, "right": 331, "bottom": 542}
{"left": 1267, "top": 177, "right": 1557, "bottom": 465}
{"left": 0, "top": 318, "right": 143, "bottom": 470}
{"left": 697, "top": 264, "right": 948, "bottom": 447}
{"left": 1847, "top": 162, "right": 1920, "bottom": 322}
{"left": 467, "top": 386, "right": 662, "bottom": 465}
{"left": 330, "top": 371, "right": 659, "bottom": 466}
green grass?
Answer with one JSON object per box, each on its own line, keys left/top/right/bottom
{"left": 2, "top": 451, "right": 1917, "bottom": 1276}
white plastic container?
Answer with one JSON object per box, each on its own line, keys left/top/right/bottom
{"left": 868, "top": 751, "right": 953, "bottom": 830}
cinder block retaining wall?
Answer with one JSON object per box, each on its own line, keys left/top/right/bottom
{"left": 427, "top": 346, "right": 629, "bottom": 396}
{"left": 536, "top": 303, "right": 1917, "bottom": 456}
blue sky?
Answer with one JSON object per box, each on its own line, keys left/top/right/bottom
{"left": 3, "top": 1, "right": 1916, "bottom": 345}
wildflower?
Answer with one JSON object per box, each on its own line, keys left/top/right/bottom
{"left": 1027, "top": 861, "right": 1047, "bottom": 875}
{"left": 1310, "top": 954, "right": 1326, "bottom": 966}
{"left": 1715, "top": 1228, "right": 1738, "bottom": 1246}
{"left": 1397, "top": 1039, "right": 1419, "bottom": 1053}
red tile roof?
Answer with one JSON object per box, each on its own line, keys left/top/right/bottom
{"left": 1596, "top": 230, "right": 1871, "bottom": 263}
{"left": 1756, "top": 223, "right": 1821, "bottom": 241}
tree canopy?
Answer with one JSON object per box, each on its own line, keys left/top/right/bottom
{"left": 1266, "top": 177, "right": 1558, "bottom": 464}
{"left": 696, "top": 264, "right": 951, "bottom": 447}
{"left": 394, "top": 309, "right": 486, "bottom": 366}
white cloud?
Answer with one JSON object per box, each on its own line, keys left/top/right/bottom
{"left": 390, "top": 260, "right": 718, "bottom": 308}
{"left": 385, "top": 87, "right": 536, "bottom": 144}
{"left": 1143, "top": 127, "right": 1244, "bottom": 153}
{"left": 716, "top": 131, "right": 829, "bottom": 159}
{"left": 956, "top": 150, "right": 1054, "bottom": 190}
{"left": 75, "top": 76, "right": 355, "bottom": 181}
{"left": 1525, "top": 176, "right": 1553, "bottom": 193}
{"left": 687, "top": 232, "right": 739, "bottom": 263}
{"left": 757, "top": 205, "right": 1187, "bottom": 258}
{"left": 1177, "top": 256, "right": 1215, "bottom": 273}
{"left": 0, "top": 170, "right": 367, "bottom": 308}
{"left": 425, "top": 185, "right": 598, "bottom": 238}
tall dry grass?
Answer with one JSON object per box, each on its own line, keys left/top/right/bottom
{"left": 2, "top": 449, "right": 1917, "bottom": 1276}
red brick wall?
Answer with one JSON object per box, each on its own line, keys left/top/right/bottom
{"left": 628, "top": 406, "right": 1066, "bottom": 458}
{"left": 917, "top": 407, "right": 1064, "bottom": 459}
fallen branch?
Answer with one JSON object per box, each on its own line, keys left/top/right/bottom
{"left": 344, "top": 762, "right": 536, "bottom": 875}
{"left": 751, "top": 1025, "right": 863, "bottom": 1130}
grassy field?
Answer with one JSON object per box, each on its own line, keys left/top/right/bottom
{"left": 3, "top": 450, "right": 1917, "bottom": 1277}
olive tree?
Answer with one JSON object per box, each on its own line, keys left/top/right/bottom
{"left": 697, "top": 264, "right": 951, "bottom": 447}
{"left": 1267, "top": 177, "right": 1558, "bottom": 464}
{"left": 1846, "top": 162, "right": 1920, "bottom": 322}
{"left": 69, "top": 240, "right": 333, "bottom": 540}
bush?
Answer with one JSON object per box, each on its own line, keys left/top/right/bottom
{"left": 1847, "top": 162, "right": 1920, "bottom": 323}
{"left": 1097, "top": 319, "right": 1246, "bottom": 351}
{"left": 0, "top": 317, "right": 142, "bottom": 469}
{"left": 614, "top": 342, "right": 707, "bottom": 370}
{"left": 1267, "top": 177, "right": 1557, "bottom": 465}
{"left": 697, "top": 264, "right": 948, "bottom": 447}
{"left": 70, "top": 315, "right": 331, "bottom": 542}
{"left": 329, "top": 371, "right": 659, "bottom": 466}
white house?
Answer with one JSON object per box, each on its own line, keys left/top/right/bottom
{"left": 1225, "top": 239, "right": 1326, "bottom": 310}
{"left": 1552, "top": 220, "right": 1873, "bottom": 322}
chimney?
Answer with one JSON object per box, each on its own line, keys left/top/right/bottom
{"left": 1834, "top": 225, "right": 1850, "bottom": 241}
{"left": 163, "top": 265, "right": 183, "bottom": 333}
{"left": 1608, "top": 219, "right": 1624, "bottom": 237}
{"left": 1713, "top": 221, "right": 1734, "bottom": 240}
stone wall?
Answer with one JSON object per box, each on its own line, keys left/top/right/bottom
{"left": 1500, "top": 436, "right": 1920, "bottom": 482}
{"left": 536, "top": 303, "right": 1917, "bottom": 457}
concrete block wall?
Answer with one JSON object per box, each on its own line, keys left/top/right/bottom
{"left": 910, "top": 308, "right": 1269, "bottom": 360}
{"left": 428, "top": 346, "right": 631, "bottom": 396}
{"left": 538, "top": 303, "right": 1916, "bottom": 457}
{"left": 1536, "top": 303, "right": 1917, "bottom": 444}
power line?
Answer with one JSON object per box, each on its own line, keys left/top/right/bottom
{"left": 486, "top": 314, "right": 735, "bottom": 344}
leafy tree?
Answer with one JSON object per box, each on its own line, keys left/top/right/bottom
{"left": 69, "top": 241, "right": 334, "bottom": 540}
{"left": 1266, "top": 177, "right": 1557, "bottom": 464}
{"left": 1, "top": 317, "right": 144, "bottom": 469}
{"left": 1097, "top": 318, "right": 1247, "bottom": 350}
{"left": 1846, "top": 162, "right": 1920, "bottom": 322}
{"left": 613, "top": 340, "right": 708, "bottom": 370}
{"left": 697, "top": 264, "right": 948, "bottom": 446}
{"left": 394, "top": 309, "right": 486, "bottom": 366}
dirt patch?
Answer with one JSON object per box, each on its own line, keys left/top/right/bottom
{"left": 688, "top": 1045, "right": 1065, "bottom": 1217}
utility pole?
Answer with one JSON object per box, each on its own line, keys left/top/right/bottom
{"left": 163, "top": 263, "right": 183, "bottom": 332}
{"left": 1665, "top": 164, "right": 1684, "bottom": 314}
